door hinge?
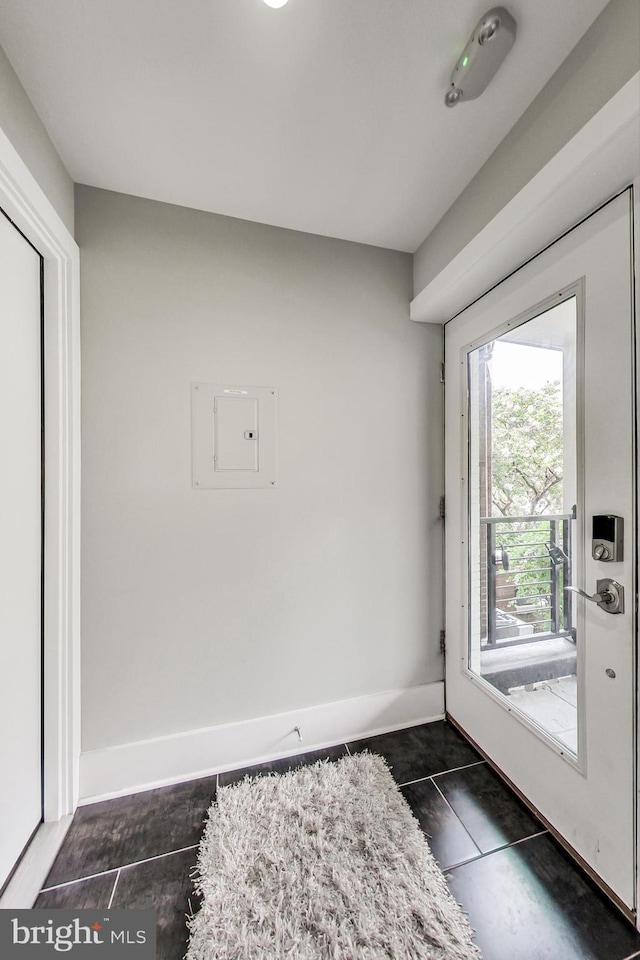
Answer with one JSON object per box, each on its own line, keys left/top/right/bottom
{"left": 439, "top": 495, "right": 445, "bottom": 520}
{"left": 440, "top": 362, "right": 445, "bottom": 384}
{"left": 439, "top": 629, "right": 446, "bottom": 654}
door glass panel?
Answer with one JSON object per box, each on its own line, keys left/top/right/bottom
{"left": 467, "top": 297, "right": 578, "bottom": 753}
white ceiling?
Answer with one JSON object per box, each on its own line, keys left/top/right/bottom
{"left": 0, "top": 0, "right": 610, "bottom": 252}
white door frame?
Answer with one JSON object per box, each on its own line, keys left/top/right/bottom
{"left": 633, "top": 168, "right": 640, "bottom": 933}
{"left": 0, "top": 128, "right": 80, "bottom": 830}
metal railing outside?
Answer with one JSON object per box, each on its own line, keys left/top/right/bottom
{"left": 481, "top": 514, "right": 574, "bottom": 649}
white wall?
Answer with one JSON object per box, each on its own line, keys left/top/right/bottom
{"left": 76, "top": 185, "right": 444, "bottom": 756}
{"left": 413, "top": 0, "right": 640, "bottom": 295}
{"left": 0, "top": 43, "right": 74, "bottom": 234}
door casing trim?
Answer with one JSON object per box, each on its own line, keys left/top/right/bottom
{"left": 632, "top": 175, "right": 639, "bottom": 931}
{"left": 0, "top": 126, "right": 80, "bottom": 830}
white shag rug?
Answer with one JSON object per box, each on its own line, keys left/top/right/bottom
{"left": 186, "top": 753, "right": 482, "bottom": 960}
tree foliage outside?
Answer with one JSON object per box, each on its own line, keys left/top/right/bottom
{"left": 489, "top": 380, "right": 565, "bottom": 633}
{"left": 491, "top": 381, "right": 563, "bottom": 517}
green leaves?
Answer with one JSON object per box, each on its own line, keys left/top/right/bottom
{"left": 491, "top": 381, "right": 563, "bottom": 517}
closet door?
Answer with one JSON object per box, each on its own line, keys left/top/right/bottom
{"left": 0, "top": 209, "right": 43, "bottom": 890}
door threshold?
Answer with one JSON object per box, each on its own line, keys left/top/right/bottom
{"left": 447, "top": 713, "right": 637, "bottom": 928}
{"left": 0, "top": 817, "right": 73, "bottom": 909}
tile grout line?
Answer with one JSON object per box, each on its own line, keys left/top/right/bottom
{"left": 431, "top": 759, "right": 487, "bottom": 780}
{"left": 41, "top": 843, "right": 200, "bottom": 892}
{"left": 399, "top": 759, "right": 486, "bottom": 788}
{"left": 429, "top": 778, "right": 483, "bottom": 859}
{"left": 213, "top": 747, "right": 353, "bottom": 788}
{"left": 106, "top": 869, "right": 120, "bottom": 910}
{"left": 446, "top": 829, "right": 550, "bottom": 872}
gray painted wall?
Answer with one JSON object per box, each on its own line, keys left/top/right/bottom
{"left": 76, "top": 185, "right": 443, "bottom": 752}
{"left": 0, "top": 43, "right": 74, "bottom": 234}
{"left": 413, "top": 0, "right": 640, "bottom": 295}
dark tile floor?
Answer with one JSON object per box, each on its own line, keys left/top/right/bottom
{"left": 35, "top": 721, "right": 640, "bottom": 960}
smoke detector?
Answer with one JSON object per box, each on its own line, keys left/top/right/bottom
{"left": 445, "top": 7, "right": 517, "bottom": 107}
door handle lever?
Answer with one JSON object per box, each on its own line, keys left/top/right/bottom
{"left": 565, "top": 579, "right": 624, "bottom": 614}
{"left": 565, "top": 586, "right": 609, "bottom": 603}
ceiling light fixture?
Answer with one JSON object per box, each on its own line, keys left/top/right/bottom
{"left": 263, "top": 0, "right": 289, "bottom": 8}
{"left": 444, "top": 7, "right": 516, "bottom": 108}
{"left": 478, "top": 13, "right": 502, "bottom": 45}
{"left": 444, "top": 87, "right": 463, "bottom": 108}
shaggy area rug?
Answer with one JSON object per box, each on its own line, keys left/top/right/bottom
{"left": 186, "top": 753, "right": 482, "bottom": 960}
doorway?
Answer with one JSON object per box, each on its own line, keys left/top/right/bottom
{"left": 444, "top": 190, "right": 637, "bottom": 917}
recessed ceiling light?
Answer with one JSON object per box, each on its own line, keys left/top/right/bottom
{"left": 263, "top": 0, "right": 289, "bottom": 8}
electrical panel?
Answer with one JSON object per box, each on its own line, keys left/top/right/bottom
{"left": 191, "top": 383, "right": 277, "bottom": 489}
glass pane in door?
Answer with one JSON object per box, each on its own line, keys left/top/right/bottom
{"left": 467, "top": 296, "right": 578, "bottom": 753}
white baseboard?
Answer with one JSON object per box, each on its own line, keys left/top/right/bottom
{"left": 79, "top": 681, "right": 444, "bottom": 804}
{"left": 0, "top": 817, "right": 73, "bottom": 909}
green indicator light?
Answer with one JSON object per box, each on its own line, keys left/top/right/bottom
{"left": 462, "top": 55, "right": 469, "bottom": 67}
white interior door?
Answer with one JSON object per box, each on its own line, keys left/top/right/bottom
{"left": 0, "top": 210, "right": 43, "bottom": 890}
{"left": 445, "top": 191, "right": 636, "bottom": 916}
